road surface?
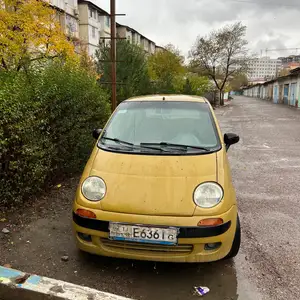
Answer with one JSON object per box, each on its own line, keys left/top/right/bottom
{"left": 1, "top": 96, "right": 299, "bottom": 300}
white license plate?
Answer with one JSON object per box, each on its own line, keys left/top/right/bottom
{"left": 109, "top": 223, "right": 178, "bottom": 245}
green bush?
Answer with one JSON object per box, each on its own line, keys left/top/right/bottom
{"left": 0, "top": 62, "right": 110, "bottom": 206}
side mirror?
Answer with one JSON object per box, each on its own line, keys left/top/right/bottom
{"left": 93, "top": 128, "right": 102, "bottom": 139}
{"left": 224, "top": 133, "right": 239, "bottom": 151}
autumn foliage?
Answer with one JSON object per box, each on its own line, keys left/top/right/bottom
{"left": 0, "top": 0, "right": 74, "bottom": 71}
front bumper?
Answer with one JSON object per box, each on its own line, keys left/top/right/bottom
{"left": 72, "top": 205, "right": 237, "bottom": 263}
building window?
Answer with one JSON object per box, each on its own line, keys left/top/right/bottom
{"left": 89, "top": 8, "right": 92, "bottom": 17}
{"left": 92, "top": 26, "right": 96, "bottom": 38}
{"left": 105, "top": 16, "right": 110, "bottom": 27}
{"left": 98, "top": 13, "right": 101, "bottom": 21}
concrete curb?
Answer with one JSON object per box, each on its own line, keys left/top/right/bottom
{"left": 0, "top": 266, "right": 132, "bottom": 300}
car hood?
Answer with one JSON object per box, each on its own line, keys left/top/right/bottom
{"left": 88, "top": 149, "right": 218, "bottom": 216}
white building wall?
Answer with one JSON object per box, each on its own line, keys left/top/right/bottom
{"left": 65, "top": 0, "right": 78, "bottom": 16}
{"left": 126, "top": 31, "right": 133, "bottom": 42}
{"left": 49, "top": 0, "right": 79, "bottom": 38}
{"left": 248, "top": 57, "right": 281, "bottom": 81}
{"left": 149, "top": 42, "right": 155, "bottom": 54}
{"left": 78, "top": 4, "right": 112, "bottom": 56}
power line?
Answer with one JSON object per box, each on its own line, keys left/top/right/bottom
{"left": 227, "top": 0, "right": 300, "bottom": 7}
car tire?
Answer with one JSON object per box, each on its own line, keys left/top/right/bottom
{"left": 224, "top": 214, "right": 241, "bottom": 259}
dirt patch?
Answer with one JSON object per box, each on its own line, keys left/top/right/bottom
{"left": 0, "top": 176, "right": 79, "bottom": 270}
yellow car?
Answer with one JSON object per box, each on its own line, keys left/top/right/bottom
{"left": 73, "top": 95, "right": 240, "bottom": 263}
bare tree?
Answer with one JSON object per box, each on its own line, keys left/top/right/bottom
{"left": 190, "top": 22, "right": 250, "bottom": 106}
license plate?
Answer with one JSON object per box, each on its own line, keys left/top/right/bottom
{"left": 109, "top": 222, "right": 178, "bottom": 245}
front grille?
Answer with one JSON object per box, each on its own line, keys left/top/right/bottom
{"left": 100, "top": 238, "right": 193, "bottom": 254}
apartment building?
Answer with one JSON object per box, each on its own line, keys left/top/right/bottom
{"left": 116, "top": 23, "right": 156, "bottom": 55}
{"left": 56, "top": 0, "right": 158, "bottom": 57}
{"left": 78, "top": 0, "right": 111, "bottom": 56}
{"left": 49, "top": 0, "right": 79, "bottom": 38}
{"left": 248, "top": 57, "right": 281, "bottom": 81}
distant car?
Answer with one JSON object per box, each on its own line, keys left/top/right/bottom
{"left": 72, "top": 95, "right": 240, "bottom": 263}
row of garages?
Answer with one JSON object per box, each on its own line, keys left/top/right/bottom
{"left": 242, "top": 68, "right": 300, "bottom": 107}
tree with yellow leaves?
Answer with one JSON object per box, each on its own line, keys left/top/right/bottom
{"left": 0, "top": 0, "right": 75, "bottom": 71}
{"left": 147, "top": 44, "right": 185, "bottom": 93}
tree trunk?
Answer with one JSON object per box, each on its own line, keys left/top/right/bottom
{"left": 219, "top": 90, "right": 224, "bottom": 106}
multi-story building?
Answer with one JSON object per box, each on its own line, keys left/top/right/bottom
{"left": 78, "top": 0, "right": 111, "bottom": 56}
{"left": 116, "top": 23, "right": 156, "bottom": 55}
{"left": 74, "top": 0, "right": 158, "bottom": 57}
{"left": 49, "top": 0, "right": 79, "bottom": 39}
{"left": 248, "top": 57, "right": 282, "bottom": 81}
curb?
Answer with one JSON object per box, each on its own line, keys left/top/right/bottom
{"left": 0, "top": 266, "right": 132, "bottom": 300}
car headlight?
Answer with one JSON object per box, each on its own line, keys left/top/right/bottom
{"left": 193, "top": 182, "right": 223, "bottom": 208}
{"left": 81, "top": 176, "right": 106, "bottom": 201}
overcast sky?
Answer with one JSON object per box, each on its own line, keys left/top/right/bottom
{"left": 96, "top": 0, "right": 300, "bottom": 59}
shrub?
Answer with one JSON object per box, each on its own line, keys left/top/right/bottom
{"left": 0, "top": 71, "right": 50, "bottom": 204}
{"left": 0, "top": 61, "right": 110, "bottom": 206}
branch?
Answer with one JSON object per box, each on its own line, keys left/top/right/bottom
{"left": 1, "top": 58, "right": 8, "bottom": 70}
{"left": 30, "top": 54, "right": 59, "bottom": 62}
{"left": 220, "top": 46, "right": 234, "bottom": 91}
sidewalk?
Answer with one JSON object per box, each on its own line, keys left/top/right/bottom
{"left": 0, "top": 265, "right": 132, "bottom": 300}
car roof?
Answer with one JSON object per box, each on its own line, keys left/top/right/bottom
{"left": 125, "top": 94, "right": 208, "bottom": 103}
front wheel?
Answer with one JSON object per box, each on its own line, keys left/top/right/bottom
{"left": 224, "top": 215, "right": 241, "bottom": 259}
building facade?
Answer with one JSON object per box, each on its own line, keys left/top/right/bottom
{"left": 49, "top": 0, "right": 79, "bottom": 38}
{"left": 248, "top": 57, "right": 282, "bottom": 81}
{"left": 78, "top": 0, "right": 111, "bottom": 56}
{"left": 243, "top": 67, "right": 300, "bottom": 108}
{"left": 49, "top": 0, "right": 160, "bottom": 57}
{"left": 116, "top": 24, "right": 156, "bottom": 55}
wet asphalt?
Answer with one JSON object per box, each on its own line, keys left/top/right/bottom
{"left": 1, "top": 96, "right": 300, "bottom": 300}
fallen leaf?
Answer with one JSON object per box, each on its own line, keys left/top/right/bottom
{"left": 56, "top": 184, "right": 62, "bottom": 188}
{"left": 3, "top": 264, "right": 12, "bottom": 268}
{"left": 0, "top": 218, "right": 6, "bottom": 222}
{"left": 15, "top": 274, "right": 30, "bottom": 284}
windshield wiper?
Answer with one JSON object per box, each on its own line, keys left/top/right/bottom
{"left": 101, "top": 137, "right": 134, "bottom": 146}
{"left": 101, "top": 137, "right": 169, "bottom": 152}
{"left": 140, "top": 142, "right": 211, "bottom": 152}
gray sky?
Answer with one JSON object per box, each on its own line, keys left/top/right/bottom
{"left": 96, "top": 0, "right": 300, "bottom": 58}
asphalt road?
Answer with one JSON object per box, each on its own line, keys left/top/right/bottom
{"left": 1, "top": 96, "right": 299, "bottom": 300}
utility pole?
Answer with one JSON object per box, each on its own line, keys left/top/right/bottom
{"left": 110, "top": 0, "right": 117, "bottom": 111}
{"left": 98, "top": 0, "right": 125, "bottom": 110}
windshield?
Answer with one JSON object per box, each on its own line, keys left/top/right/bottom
{"left": 98, "top": 101, "right": 221, "bottom": 155}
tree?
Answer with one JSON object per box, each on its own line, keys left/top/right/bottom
{"left": 0, "top": 0, "right": 74, "bottom": 71}
{"left": 170, "top": 73, "right": 213, "bottom": 96}
{"left": 190, "top": 22, "right": 250, "bottom": 105}
{"left": 187, "top": 73, "right": 213, "bottom": 96}
{"left": 183, "top": 78, "right": 193, "bottom": 95}
{"left": 95, "top": 39, "right": 152, "bottom": 104}
{"left": 148, "top": 44, "right": 185, "bottom": 93}
{"left": 228, "top": 72, "right": 248, "bottom": 91}
{"left": 278, "top": 68, "right": 290, "bottom": 77}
